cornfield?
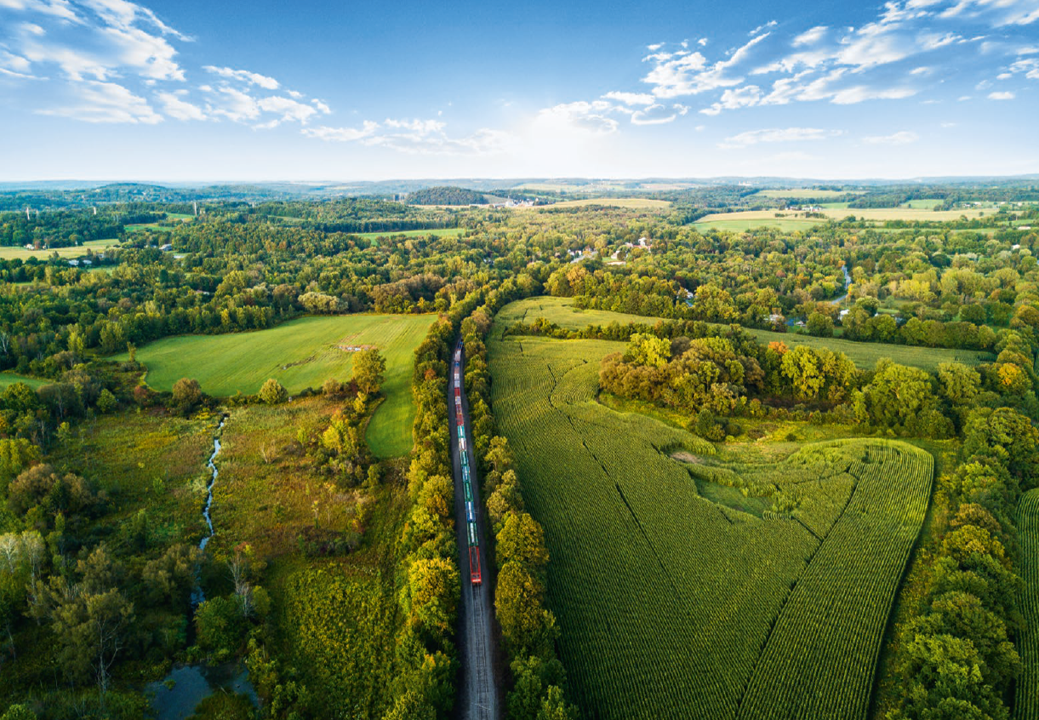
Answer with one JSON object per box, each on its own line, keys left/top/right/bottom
{"left": 488, "top": 335, "right": 933, "bottom": 720}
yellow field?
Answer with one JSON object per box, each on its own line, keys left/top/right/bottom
{"left": 697, "top": 207, "right": 992, "bottom": 228}
{"left": 0, "top": 238, "right": 122, "bottom": 261}
{"left": 545, "top": 198, "right": 672, "bottom": 210}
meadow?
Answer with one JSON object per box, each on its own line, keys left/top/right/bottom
{"left": 0, "top": 372, "right": 45, "bottom": 389}
{"left": 753, "top": 189, "right": 864, "bottom": 199}
{"left": 0, "top": 238, "right": 121, "bottom": 261}
{"left": 213, "top": 398, "right": 405, "bottom": 719}
{"left": 123, "top": 314, "right": 436, "bottom": 457}
{"left": 487, "top": 334, "right": 933, "bottom": 720}
{"left": 545, "top": 197, "right": 672, "bottom": 210}
{"left": 694, "top": 206, "right": 993, "bottom": 232}
{"left": 354, "top": 227, "right": 466, "bottom": 240}
{"left": 496, "top": 296, "right": 993, "bottom": 371}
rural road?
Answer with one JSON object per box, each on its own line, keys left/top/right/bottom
{"left": 449, "top": 342, "right": 501, "bottom": 720}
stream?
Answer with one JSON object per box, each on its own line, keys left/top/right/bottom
{"left": 828, "top": 265, "right": 853, "bottom": 306}
{"left": 149, "top": 414, "right": 259, "bottom": 719}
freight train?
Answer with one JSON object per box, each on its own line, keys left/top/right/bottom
{"left": 454, "top": 342, "right": 482, "bottom": 586}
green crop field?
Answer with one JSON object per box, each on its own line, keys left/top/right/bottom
{"left": 0, "top": 372, "right": 46, "bottom": 389}
{"left": 354, "top": 227, "right": 466, "bottom": 240}
{"left": 545, "top": 197, "right": 672, "bottom": 210}
{"left": 0, "top": 238, "right": 121, "bottom": 261}
{"left": 488, "top": 334, "right": 933, "bottom": 720}
{"left": 496, "top": 297, "right": 993, "bottom": 371}
{"left": 754, "top": 189, "right": 863, "bottom": 199}
{"left": 123, "top": 314, "right": 436, "bottom": 457}
{"left": 694, "top": 216, "right": 826, "bottom": 232}
{"left": 1017, "top": 489, "right": 1039, "bottom": 720}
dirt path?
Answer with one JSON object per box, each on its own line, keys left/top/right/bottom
{"left": 450, "top": 343, "right": 501, "bottom": 720}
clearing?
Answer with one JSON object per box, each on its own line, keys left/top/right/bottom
{"left": 0, "top": 238, "right": 121, "bottom": 261}
{"left": 488, "top": 334, "right": 933, "bottom": 720}
{"left": 0, "top": 372, "right": 46, "bottom": 390}
{"left": 354, "top": 227, "right": 466, "bottom": 240}
{"left": 545, "top": 198, "right": 672, "bottom": 210}
{"left": 496, "top": 297, "right": 993, "bottom": 371}
{"left": 123, "top": 314, "right": 435, "bottom": 458}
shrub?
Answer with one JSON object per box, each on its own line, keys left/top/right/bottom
{"left": 259, "top": 378, "right": 288, "bottom": 405}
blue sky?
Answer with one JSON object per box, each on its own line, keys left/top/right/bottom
{"left": 0, "top": 0, "right": 1037, "bottom": 181}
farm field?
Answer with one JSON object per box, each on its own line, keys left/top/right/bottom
{"left": 695, "top": 216, "right": 825, "bottom": 232}
{"left": 353, "top": 227, "right": 465, "bottom": 240}
{"left": 124, "top": 213, "right": 193, "bottom": 233}
{"left": 754, "top": 189, "right": 863, "bottom": 199}
{"left": 545, "top": 197, "right": 672, "bottom": 210}
{"left": 1016, "top": 489, "right": 1039, "bottom": 720}
{"left": 496, "top": 296, "right": 993, "bottom": 371}
{"left": 488, "top": 334, "right": 933, "bottom": 720}
{"left": 695, "top": 207, "right": 992, "bottom": 229}
{"left": 123, "top": 314, "right": 436, "bottom": 457}
{"left": 0, "top": 238, "right": 121, "bottom": 261}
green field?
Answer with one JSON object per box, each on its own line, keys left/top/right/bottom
{"left": 488, "top": 334, "right": 933, "bottom": 719}
{"left": 1017, "top": 489, "right": 1039, "bottom": 720}
{"left": 124, "top": 314, "right": 436, "bottom": 457}
{"left": 0, "top": 372, "right": 46, "bottom": 389}
{"left": 496, "top": 297, "right": 993, "bottom": 371}
{"left": 695, "top": 207, "right": 991, "bottom": 231}
{"left": 545, "top": 197, "right": 672, "bottom": 210}
{"left": 354, "top": 227, "right": 466, "bottom": 240}
{"left": 900, "top": 199, "right": 943, "bottom": 209}
{"left": 0, "top": 238, "right": 121, "bottom": 261}
{"left": 754, "top": 189, "right": 863, "bottom": 199}
{"left": 695, "top": 216, "right": 825, "bottom": 232}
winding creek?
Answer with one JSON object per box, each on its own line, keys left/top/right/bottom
{"left": 148, "top": 414, "right": 259, "bottom": 719}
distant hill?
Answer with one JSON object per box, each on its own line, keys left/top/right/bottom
{"left": 406, "top": 186, "right": 488, "bottom": 206}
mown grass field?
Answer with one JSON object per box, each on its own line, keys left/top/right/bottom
{"left": 1016, "top": 489, "right": 1039, "bottom": 720}
{"left": 753, "top": 189, "right": 863, "bottom": 199}
{"left": 354, "top": 227, "right": 466, "bottom": 240}
{"left": 124, "top": 314, "right": 435, "bottom": 457}
{"left": 0, "top": 372, "right": 46, "bottom": 389}
{"left": 0, "top": 238, "right": 121, "bottom": 261}
{"left": 545, "top": 197, "right": 672, "bottom": 210}
{"left": 695, "top": 216, "right": 825, "bottom": 232}
{"left": 496, "top": 297, "right": 993, "bottom": 371}
{"left": 695, "top": 207, "right": 992, "bottom": 231}
{"left": 488, "top": 334, "right": 933, "bottom": 720}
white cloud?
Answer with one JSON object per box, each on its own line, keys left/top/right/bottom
{"left": 304, "top": 118, "right": 515, "bottom": 156}
{"left": 603, "top": 91, "right": 656, "bottom": 105}
{"left": 643, "top": 33, "right": 770, "bottom": 98}
{"left": 630, "top": 103, "right": 683, "bottom": 124}
{"left": 863, "top": 130, "right": 919, "bottom": 144}
{"left": 719, "top": 126, "right": 841, "bottom": 149}
{"left": 750, "top": 20, "right": 778, "bottom": 36}
{"left": 831, "top": 85, "right": 917, "bottom": 103}
{"left": 1009, "top": 57, "right": 1039, "bottom": 78}
{"left": 203, "top": 65, "right": 279, "bottom": 90}
{"left": 988, "top": 90, "right": 1015, "bottom": 99}
{"left": 536, "top": 100, "right": 620, "bottom": 135}
{"left": 793, "top": 26, "right": 828, "bottom": 46}
{"left": 302, "top": 121, "right": 380, "bottom": 142}
{"left": 39, "top": 79, "right": 162, "bottom": 123}
{"left": 156, "top": 89, "right": 205, "bottom": 120}
{"left": 701, "top": 85, "right": 762, "bottom": 114}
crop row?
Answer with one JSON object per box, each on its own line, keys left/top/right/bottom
{"left": 488, "top": 335, "right": 934, "bottom": 720}
{"left": 1015, "top": 489, "right": 1039, "bottom": 720}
